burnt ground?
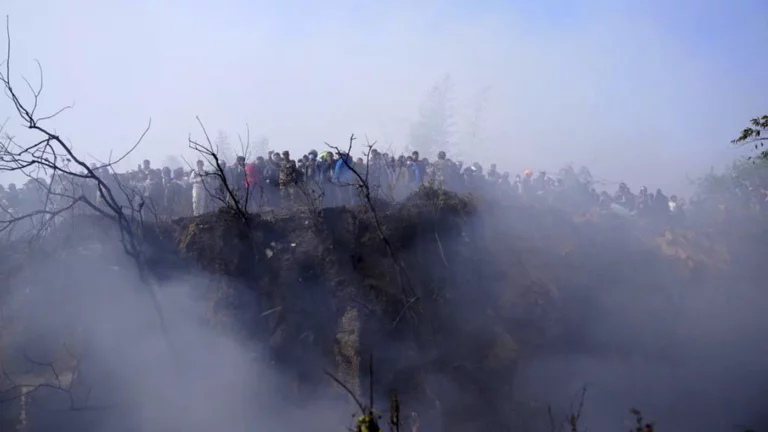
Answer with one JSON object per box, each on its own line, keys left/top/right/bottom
{"left": 144, "top": 188, "right": 749, "bottom": 430}
{"left": 2, "top": 188, "right": 766, "bottom": 431}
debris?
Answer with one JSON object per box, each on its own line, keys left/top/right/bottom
{"left": 260, "top": 306, "right": 282, "bottom": 317}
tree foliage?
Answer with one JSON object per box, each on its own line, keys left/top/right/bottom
{"left": 732, "top": 114, "right": 768, "bottom": 160}
{"left": 466, "top": 85, "right": 491, "bottom": 152}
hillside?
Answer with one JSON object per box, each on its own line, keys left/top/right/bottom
{"left": 1, "top": 188, "right": 765, "bottom": 431}
{"left": 150, "top": 189, "right": 750, "bottom": 429}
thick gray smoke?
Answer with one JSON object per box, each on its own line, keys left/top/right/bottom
{"left": 1, "top": 235, "right": 350, "bottom": 432}
{"left": 510, "top": 226, "right": 768, "bottom": 431}
{"left": 3, "top": 182, "right": 768, "bottom": 431}
{"left": 2, "top": 1, "right": 768, "bottom": 430}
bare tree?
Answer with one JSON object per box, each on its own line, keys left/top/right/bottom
{"left": 408, "top": 74, "right": 457, "bottom": 160}
{"left": 325, "top": 354, "right": 384, "bottom": 432}
{"left": 188, "top": 117, "right": 250, "bottom": 224}
{"left": 325, "top": 135, "right": 420, "bottom": 328}
{"left": 213, "top": 129, "right": 233, "bottom": 162}
{"left": 465, "top": 85, "right": 491, "bottom": 160}
{"left": 293, "top": 173, "right": 326, "bottom": 223}
{"left": 0, "top": 16, "right": 176, "bottom": 388}
{"left": 0, "top": 19, "right": 148, "bottom": 260}
{"left": 0, "top": 344, "right": 103, "bottom": 411}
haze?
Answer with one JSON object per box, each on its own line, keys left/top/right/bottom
{"left": 1, "top": 0, "right": 766, "bottom": 193}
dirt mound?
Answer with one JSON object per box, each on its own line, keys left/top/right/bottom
{"left": 143, "top": 188, "right": 750, "bottom": 430}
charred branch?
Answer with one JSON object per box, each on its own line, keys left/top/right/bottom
{"left": 325, "top": 134, "right": 420, "bottom": 328}
{"left": 188, "top": 117, "right": 250, "bottom": 225}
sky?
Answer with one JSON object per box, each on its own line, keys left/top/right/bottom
{"left": 0, "top": 0, "right": 766, "bottom": 193}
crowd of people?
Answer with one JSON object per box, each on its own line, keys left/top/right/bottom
{"left": 1, "top": 147, "right": 767, "bottom": 230}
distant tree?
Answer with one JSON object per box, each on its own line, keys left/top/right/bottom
{"left": 732, "top": 114, "right": 768, "bottom": 160}
{"left": 409, "top": 74, "right": 456, "bottom": 160}
{"left": 214, "top": 129, "right": 233, "bottom": 162}
{"left": 465, "top": 85, "right": 492, "bottom": 160}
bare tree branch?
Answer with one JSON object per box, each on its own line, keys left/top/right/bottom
{"left": 0, "top": 345, "right": 104, "bottom": 411}
{"left": 0, "top": 15, "right": 178, "bottom": 371}
{"left": 325, "top": 134, "right": 420, "bottom": 329}
{"left": 188, "top": 117, "right": 249, "bottom": 224}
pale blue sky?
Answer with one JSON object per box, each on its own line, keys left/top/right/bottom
{"left": 1, "top": 0, "right": 766, "bottom": 192}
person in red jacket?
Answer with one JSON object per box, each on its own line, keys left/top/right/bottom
{"left": 245, "top": 158, "right": 264, "bottom": 211}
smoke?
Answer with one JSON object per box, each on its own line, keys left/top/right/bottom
{"left": 501, "top": 212, "right": 768, "bottom": 431}
{"left": 1, "top": 232, "right": 350, "bottom": 432}
{"left": 2, "top": 185, "right": 768, "bottom": 431}
{"left": 1, "top": 1, "right": 768, "bottom": 429}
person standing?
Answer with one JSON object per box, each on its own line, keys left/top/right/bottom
{"left": 190, "top": 160, "right": 207, "bottom": 216}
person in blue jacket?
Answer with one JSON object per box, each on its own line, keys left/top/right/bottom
{"left": 333, "top": 152, "right": 356, "bottom": 185}
{"left": 410, "top": 151, "right": 424, "bottom": 185}
{"left": 333, "top": 152, "right": 357, "bottom": 205}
